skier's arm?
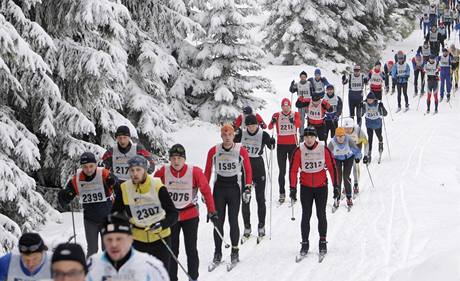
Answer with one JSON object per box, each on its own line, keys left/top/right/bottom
{"left": 289, "top": 81, "right": 298, "bottom": 93}
{"left": 158, "top": 185, "right": 179, "bottom": 229}
{"left": 405, "top": 64, "right": 411, "bottom": 78}
{"left": 153, "top": 166, "right": 165, "bottom": 182}
{"left": 234, "top": 130, "right": 242, "bottom": 143}
{"left": 379, "top": 102, "right": 388, "bottom": 117}
{"left": 0, "top": 253, "right": 12, "bottom": 281}
{"left": 295, "top": 96, "right": 309, "bottom": 108}
{"left": 327, "top": 141, "right": 335, "bottom": 154}
{"left": 256, "top": 114, "right": 267, "bottom": 129}
{"left": 324, "top": 147, "right": 338, "bottom": 186}
{"left": 322, "top": 77, "right": 330, "bottom": 87}
{"left": 262, "top": 131, "right": 276, "bottom": 150}
{"left": 363, "top": 74, "right": 369, "bottom": 85}
{"left": 294, "top": 111, "right": 301, "bottom": 128}
{"left": 145, "top": 255, "right": 170, "bottom": 281}
{"left": 358, "top": 129, "right": 370, "bottom": 155}
{"left": 204, "top": 147, "right": 216, "bottom": 183}
{"left": 349, "top": 138, "right": 362, "bottom": 159}
{"left": 289, "top": 147, "right": 301, "bottom": 188}
{"left": 194, "top": 167, "right": 216, "bottom": 214}
{"left": 111, "top": 183, "right": 126, "bottom": 214}
{"left": 136, "top": 144, "right": 155, "bottom": 174}
{"left": 101, "top": 149, "right": 113, "bottom": 170}
{"left": 336, "top": 97, "right": 343, "bottom": 117}
{"left": 240, "top": 147, "right": 253, "bottom": 185}
{"left": 321, "top": 100, "right": 332, "bottom": 112}
{"left": 268, "top": 113, "right": 278, "bottom": 130}
{"left": 57, "top": 177, "right": 78, "bottom": 208}
{"left": 233, "top": 115, "right": 242, "bottom": 129}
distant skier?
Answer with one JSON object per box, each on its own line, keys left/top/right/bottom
{"left": 438, "top": 47, "right": 453, "bottom": 102}
{"left": 438, "top": 22, "right": 447, "bottom": 49}
{"left": 412, "top": 53, "right": 426, "bottom": 96}
{"left": 368, "top": 61, "right": 385, "bottom": 101}
{"left": 290, "top": 71, "right": 311, "bottom": 136}
{"left": 450, "top": 44, "right": 460, "bottom": 89}
{"left": 443, "top": 8, "right": 453, "bottom": 38}
{"left": 308, "top": 68, "right": 330, "bottom": 98}
{"left": 391, "top": 51, "right": 411, "bottom": 111}
{"left": 424, "top": 54, "right": 440, "bottom": 113}
{"left": 268, "top": 98, "right": 300, "bottom": 204}
{"left": 342, "top": 64, "right": 368, "bottom": 125}
{"left": 426, "top": 25, "right": 441, "bottom": 56}
{"left": 323, "top": 84, "right": 343, "bottom": 139}
{"left": 421, "top": 12, "right": 431, "bottom": 36}
{"left": 233, "top": 106, "right": 267, "bottom": 130}
{"left": 383, "top": 60, "right": 396, "bottom": 95}
{"left": 289, "top": 126, "right": 338, "bottom": 259}
{"left": 419, "top": 41, "right": 432, "bottom": 62}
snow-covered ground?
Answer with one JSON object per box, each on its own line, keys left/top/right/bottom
{"left": 40, "top": 28, "right": 460, "bottom": 280}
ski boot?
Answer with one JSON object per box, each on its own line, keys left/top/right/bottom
{"left": 230, "top": 247, "right": 239, "bottom": 263}
{"left": 447, "top": 95, "right": 451, "bottom": 103}
{"left": 258, "top": 224, "right": 265, "bottom": 238}
{"left": 347, "top": 198, "right": 353, "bottom": 207}
{"left": 244, "top": 226, "right": 251, "bottom": 237}
{"left": 455, "top": 83, "right": 458, "bottom": 89}
{"left": 213, "top": 252, "right": 222, "bottom": 263}
{"left": 278, "top": 193, "right": 286, "bottom": 204}
{"left": 414, "top": 91, "right": 418, "bottom": 97}
{"left": 440, "top": 96, "right": 444, "bottom": 102}
{"left": 435, "top": 109, "right": 438, "bottom": 114}
{"left": 353, "top": 183, "right": 359, "bottom": 196}
{"left": 300, "top": 241, "right": 309, "bottom": 256}
{"left": 366, "top": 151, "right": 372, "bottom": 164}
{"left": 426, "top": 108, "right": 430, "bottom": 114}
{"left": 378, "top": 142, "right": 383, "bottom": 153}
{"left": 332, "top": 197, "right": 340, "bottom": 213}
{"left": 319, "top": 239, "right": 328, "bottom": 255}
{"left": 341, "top": 187, "right": 346, "bottom": 200}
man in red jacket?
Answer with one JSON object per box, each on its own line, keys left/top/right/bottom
{"left": 290, "top": 126, "right": 338, "bottom": 258}
{"left": 295, "top": 92, "right": 332, "bottom": 144}
{"left": 268, "top": 98, "right": 300, "bottom": 204}
{"left": 204, "top": 124, "right": 253, "bottom": 265}
{"left": 155, "top": 144, "right": 217, "bottom": 281}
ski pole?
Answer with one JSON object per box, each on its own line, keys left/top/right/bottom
{"left": 365, "top": 164, "right": 376, "bottom": 189}
{"left": 384, "top": 91, "right": 394, "bottom": 121}
{"left": 212, "top": 225, "right": 231, "bottom": 249}
{"left": 71, "top": 207, "right": 77, "bottom": 244}
{"left": 156, "top": 233, "right": 191, "bottom": 280}
{"left": 382, "top": 117, "right": 392, "bottom": 160}
{"left": 290, "top": 199, "right": 295, "bottom": 221}
{"left": 416, "top": 91, "right": 423, "bottom": 110}
{"left": 268, "top": 129, "right": 275, "bottom": 240}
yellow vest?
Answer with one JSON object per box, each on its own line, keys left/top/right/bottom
{"left": 121, "top": 175, "right": 171, "bottom": 243}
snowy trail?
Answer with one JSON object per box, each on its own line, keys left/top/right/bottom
{"left": 39, "top": 28, "right": 460, "bottom": 280}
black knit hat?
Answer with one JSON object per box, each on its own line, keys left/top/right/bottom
{"left": 244, "top": 114, "right": 258, "bottom": 126}
{"left": 101, "top": 212, "right": 132, "bottom": 236}
{"left": 242, "top": 106, "right": 253, "bottom": 115}
{"left": 299, "top": 71, "right": 307, "bottom": 77}
{"left": 18, "top": 233, "right": 47, "bottom": 254}
{"left": 115, "top": 125, "right": 131, "bottom": 137}
{"left": 169, "top": 144, "right": 186, "bottom": 159}
{"left": 80, "top": 152, "right": 97, "bottom": 165}
{"left": 303, "top": 126, "right": 317, "bottom": 137}
{"left": 127, "top": 155, "right": 148, "bottom": 170}
{"left": 52, "top": 243, "right": 87, "bottom": 273}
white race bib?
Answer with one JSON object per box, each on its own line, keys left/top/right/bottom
{"left": 300, "top": 143, "right": 325, "bottom": 173}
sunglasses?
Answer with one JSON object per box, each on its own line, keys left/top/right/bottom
{"left": 19, "top": 241, "right": 43, "bottom": 253}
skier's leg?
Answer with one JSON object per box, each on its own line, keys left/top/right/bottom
{"left": 83, "top": 219, "right": 100, "bottom": 257}
{"left": 277, "top": 145, "right": 288, "bottom": 196}
{"left": 300, "top": 187, "right": 314, "bottom": 242}
{"left": 183, "top": 217, "right": 200, "bottom": 281}
{"left": 403, "top": 83, "right": 409, "bottom": 107}
{"left": 414, "top": 70, "right": 420, "bottom": 94}
{"left": 367, "top": 127, "right": 374, "bottom": 153}
{"left": 314, "top": 187, "right": 328, "bottom": 239}
{"left": 343, "top": 157, "right": 354, "bottom": 199}
{"left": 240, "top": 171, "right": 250, "bottom": 228}
{"left": 447, "top": 73, "right": 452, "bottom": 97}
{"left": 397, "top": 83, "right": 402, "bottom": 108}
{"left": 227, "top": 184, "right": 241, "bottom": 247}
{"left": 213, "top": 185, "right": 226, "bottom": 253}
{"left": 254, "top": 175, "right": 266, "bottom": 227}
{"left": 169, "top": 221, "right": 182, "bottom": 281}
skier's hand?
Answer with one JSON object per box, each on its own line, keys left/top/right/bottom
{"left": 269, "top": 137, "right": 276, "bottom": 146}
{"left": 145, "top": 222, "right": 162, "bottom": 234}
{"left": 289, "top": 187, "right": 297, "bottom": 202}
{"left": 341, "top": 75, "right": 346, "bottom": 84}
{"left": 271, "top": 117, "right": 277, "bottom": 125}
{"left": 385, "top": 86, "right": 389, "bottom": 93}
{"left": 207, "top": 212, "right": 219, "bottom": 225}
{"left": 289, "top": 116, "right": 294, "bottom": 124}
{"left": 291, "top": 80, "right": 295, "bottom": 86}
{"left": 333, "top": 185, "right": 341, "bottom": 199}
{"left": 355, "top": 157, "right": 361, "bottom": 163}
{"left": 242, "top": 185, "right": 252, "bottom": 203}
{"left": 363, "top": 155, "right": 369, "bottom": 164}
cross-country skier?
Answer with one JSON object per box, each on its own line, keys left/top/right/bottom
{"left": 308, "top": 69, "right": 330, "bottom": 98}
{"left": 384, "top": 60, "right": 396, "bottom": 95}
{"left": 412, "top": 53, "right": 426, "bottom": 96}
{"left": 58, "top": 152, "right": 118, "bottom": 257}
{"left": 323, "top": 84, "right": 343, "bottom": 139}
{"left": 233, "top": 106, "right": 267, "bottom": 130}
{"left": 368, "top": 61, "right": 386, "bottom": 101}
{"left": 426, "top": 25, "right": 441, "bottom": 56}
{"left": 342, "top": 117, "right": 369, "bottom": 195}
{"left": 51, "top": 243, "right": 87, "bottom": 281}
{"left": 101, "top": 125, "right": 155, "bottom": 183}
{"left": 342, "top": 64, "right": 368, "bottom": 125}
{"left": 424, "top": 54, "right": 440, "bottom": 113}
{"left": 428, "top": 3, "right": 438, "bottom": 27}
{"left": 421, "top": 12, "right": 431, "bottom": 36}
{"left": 289, "top": 126, "right": 338, "bottom": 258}
{"left": 154, "top": 144, "right": 217, "bottom": 281}
{"left": 438, "top": 22, "right": 447, "bottom": 49}
{"left": 295, "top": 92, "right": 332, "bottom": 144}
{"left": 234, "top": 115, "right": 276, "bottom": 241}
{"left": 268, "top": 98, "right": 300, "bottom": 204}
{"left": 112, "top": 155, "right": 178, "bottom": 270}
{"left": 438, "top": 47, "right": 453, "bottom": 102}
{"left": 290, "top": 71, "right": 311, "bottom": 137}
{"left": 359, "top": 92, "right": 388, "bottom": 164}
{"left": 443, "top": 8, "right": 453, "bottom": 38}
{"left": 204, "top": 124, "right": 253, "bottom": 266}
{"left": 327, "top": 127, "right": 361, "bottom": 210}
{"left": 419, "top": 41, "right": 432, "bottom": 63}
{"left": 450, "top": 44, "right": 460, "bottom": 89}
{"left": 391, "top": 51, "right": 411, "bottom": 111}
{"left": 86, "top": 212, "right": 169, "bottom": 281}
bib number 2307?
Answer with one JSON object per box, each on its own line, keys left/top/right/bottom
{"left": 136, "top": 207, "right": 160, "bottom": 220}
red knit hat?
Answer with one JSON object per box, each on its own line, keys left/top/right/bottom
{"left": 281, "top": 98, "right": 291, "bottom": 107}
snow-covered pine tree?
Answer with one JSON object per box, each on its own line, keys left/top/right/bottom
{"left": 193, "top": 0, "right": 271, "bottom": 123}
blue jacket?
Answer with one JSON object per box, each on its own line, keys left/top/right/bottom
{"left": 391, "top": 62, "right": 411, "bottom": 84}
{"left": 308, "top": 77, "right": 330, "bottom": 96}
{"left": 0, "top": 252, "right": 49, "bottom": 280}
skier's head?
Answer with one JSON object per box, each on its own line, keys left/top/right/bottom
{"left": 397, "top": 51, "right": 405, "bottom": 63}
{"left": 342, "top": 117, "right": 355, "bottom": 134}
{"left": 311, "top": 92, "right": 322, "bottom": 102}
{"left": 326, "top": 84, "right": 335, "bottom": 96}
{"left": 303, "top": 126, "right": 317, "bottom": 146}
{"left": 102, "top": 212, "right": 133, "bottom": 262}
{"left": 115, "top": 125, "right": 131, "bottom": 148}
{"left": 431, "top": 25, "right": 437, "bottom": 31}
{"left": 439, "top": 21, "right": 445, "bottom": 27}
{"left": 366, "top": 92, "right": 376, "bottom": 103}
{"left": 79, "top": 152, "right": 97, "bottom": 176}
{"left": 281, "top": 98, "right": 291, "bottom": 113}
{"left": 18, "top": 233, "right": 48, "bottom": 273}
{"left": 374, "top": 61, "right": 381, "bottom": 70}
{"left": 387, "top": 60, "right": 394, "bottom": 68}
{"left": 353, "top": 64, "right": 361, "bottom": 73}
{"left": 442, "top": 48, "right": 449, "bottom": 55}
{"left": 128, "top": 155, "right": 149, "bottom": 184}
{"left": 243, "top": 106, "right": 253, "bottom": 115}
{"left": 299, "top": 71, "right": 308, "bottom": 81}
{"left": 314, "top": 68, "right": 321, "bottom": 79}
{"left": 335, "top": 127, "right": 346, "bottom": 143}
{"left": 415, "top": 53, "right": 422, "bottom": 61}
{"left": 221, "top": 123, "right": 235, "bottom": 147}
{"left": 245, "top": 114, "right": 259, "bottom": 134}
{"left": 51, "top": 243, "right": 87, "bottom": 281}
{"left": 429, "top": 54, "right": 436, "bottom": 62}
{"left": 169, "top": 143, "right": 186, "bottom": 170}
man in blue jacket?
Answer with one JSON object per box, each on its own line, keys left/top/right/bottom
{"left": 308, "top": 68, "right": 330, "bottom": 98}
{"left": 0, "top": 233, "right": 52, "bottom": 281}
{"left": 438, "top": 47, "right": 453, "bottom": 102}
{"left": 391, "top": 51, "right": 411, "bottom": 111}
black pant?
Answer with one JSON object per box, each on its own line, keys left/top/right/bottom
{"left": 300, "top": 187, "right": 328, "bottom": 242}
{"left": 277, "top": 144, "right": 296, "bottom": 195}
{"left": 170, "top": 217, "right": 199, "bottom": 281}
{"left": 367, "top": 127, "right": 383, "bottom": 153}
{"left": 83, "top": 219, "right": 105, "bottom": 257}
{"left": 242, "top": 158, "right": 266, "bottom": 228}
{"left": 397, "top": 83, "right": 409, "bottom": 108}
{"left": 325, "top": 119, "right": 338, "bottom": 139}
{"left": 335, "top": 157, "right": 354, "bottom": 199}
{"left": 213, "top": 182, "right": 240, "bottom": 252}
{"left": 348, "top": 98, "right": 362, "bottom": 126}
{"left": 414, "top": 70, "right": 425, "bottom": 94}
{"left": 133, "top": 236, "right": 171, "bottom": 271}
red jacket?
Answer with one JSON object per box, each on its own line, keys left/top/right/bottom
{"left": 290, "top": 141, "right": 338, "bottom": 188}
{"left": 204, "top": 143, "right": 253, "bottom": 185}
{"left": 233, "top": 113, "right": 267, "bottom": 129}
{"left": 268, "top": 111, "right": 300, "bottom": 145}
{"left": 295, "top": 97, "right": 331, "bottom": 126}
{"left": 154, "top": 164, "right": 216, "bottom": 222}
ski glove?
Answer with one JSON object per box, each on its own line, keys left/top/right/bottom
{"left": 289, "top": 116, "right": 295, "bottom": 124}
{"left": 271, "top": 117, "right": 277, "bottom": 125}
{"left": 207, "top": 212, "right": 219, "bottom": 225}
{"left": 242, "top": 185, "right": 252, "bottom": 203}
{"left": 289, "top": 187, "right": 297, "bottom": 201}
{"left": 269, "top": 137, "right": 276, "bottom": 146}
{"left": 341, "top": 75, "right": 347, "bottom": 84}
{"left": 145, "top": 222, "right": 162, "bottom": 234}
{"left": 355, "top": 157, "right": 360, "bottom": 163}
{"left": 363, "top": 155, "right": 369, "bottom": 164}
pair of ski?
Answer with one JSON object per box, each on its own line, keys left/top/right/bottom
{"left": 208, "top": 260, "right": 238, "bottom": 272}
{"left": 295, "top": 252, "right": 327, "bottom": 263}
{"left": 241, "top": 234, "right": 265, "bottom": 245}
{"left": 395, "top": 107, "right": 409, "bottom": 113}
{"left": 424, "top": 111, "right": 438, "bottom": 116}
{"left": 332, "top": 201, "right": 352, "bottom": 213}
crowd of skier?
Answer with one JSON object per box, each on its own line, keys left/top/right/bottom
{"left": 0, "top": 1, "right": 457, "bottom": 281}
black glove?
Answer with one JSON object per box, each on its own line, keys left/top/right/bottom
{"left": 289, "top": 116, "right": 294, "bottom": 124}
{"left": 355, "top": 157, "right": 360, "bottom": 163}
{"left": 242, "top": 184, "right": 253, "bottom": 203}
{"left": 146, "top": 222, "right": 162, "bottom": 234}
{"left": 341, "top": 74, "right": 346, "bottom": 83}
{"left": 207, "top": 212, "right": 219, "bottom": 225}
{"left": 363, "top": 156, "right": 369, "bottom": 164}
{"left": 271, "top": 117, "right": 277, "bottom": 124}
{"left": 333, "top": 185, "right": 340, "bottom": 199}
{"left": 291, "top": 80, "right": 295, "bottom": 86}
{"left": 289, "top": 188, "right": 297, "bottom": 201}
{"left": 269, "top": 137, "right": 276, "bottom": 146}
